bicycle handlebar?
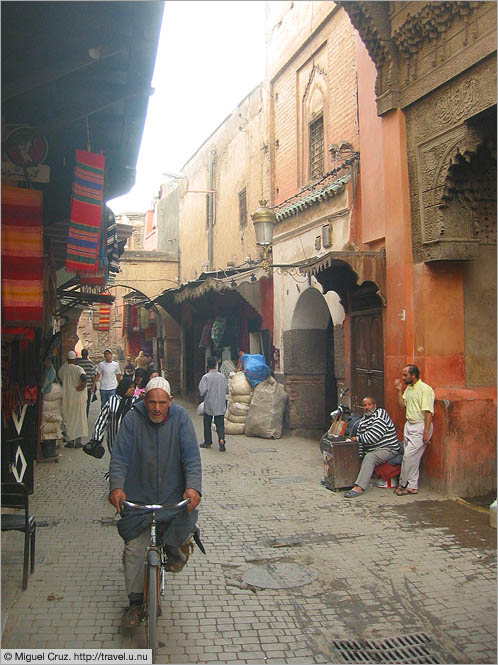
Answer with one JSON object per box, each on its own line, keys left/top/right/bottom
{"left": 120, "top": 498, "right": 190, "bottom": 513}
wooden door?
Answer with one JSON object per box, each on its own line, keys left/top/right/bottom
{"left": 351, "top": 310, "right": 384, "bottom": 411}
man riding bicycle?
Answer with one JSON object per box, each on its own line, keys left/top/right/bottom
{"left": 108, "top": 377, "right": 202, "bottom": 629}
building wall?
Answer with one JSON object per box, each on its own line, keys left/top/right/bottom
{"left": 142, "top": 209, "right": 157, "bottom": 251}
{"left": 269, "top": 3, "right": 359, "bottom": 206}
{"left": 356, "top": 37, "right": 386, "bottom": 246}
{"left": 156, "top": 184, "right": 179, "bottom": 256}
{"left": 265, "top": 3, "right": 362, "bottom": 433}
{"left": 118, "top": 251, "right": 178, "bottom": 300}
{"left": 178, "top": 85, "right": 266, "bottom": 283}
{"left": 342, "top": 0, "right": 497, "bottom": 495}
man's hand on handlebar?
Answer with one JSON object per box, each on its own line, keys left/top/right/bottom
{"left": 109, "top": 488, "right": 126, "bottom": 513}
{"left": 184, "top": 488, "right": 201, "bottom": 512}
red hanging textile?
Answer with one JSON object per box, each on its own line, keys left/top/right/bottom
{"left": 80, "top": 273, "right": 106, "bottom": 286}
{"left": 65, "top": 150, "right": 105, "bottom": 274}
{"left": 1, "top": 186, "right": 43, "bottom": 328}
{"left": 98, "top": 299, "right": 111, "bottom": 331}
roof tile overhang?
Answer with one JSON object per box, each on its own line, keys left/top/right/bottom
{"left": 275, "top": 175, "right": 351, "bottom": 221}
{"left": 301, "top": 249, "right": 387, "bottom": 304}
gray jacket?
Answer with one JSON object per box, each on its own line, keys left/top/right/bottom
{"left": 199, "top": 369, "right": 228, "bottom": 416}
{"left": 109, "top": 400, "right": 202, "bottom": 544}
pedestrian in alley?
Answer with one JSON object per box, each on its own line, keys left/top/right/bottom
{"left": 344, "top": 396, "right": 401, "bottom": 498}
{"left": 108, "top": 376, "right": 202, "bottom": 629}
{"left": 76, "top": 348, "right": 96, "bottom": 416}
{"left": 394, "top": 364, "right": 435, "bottom": 495}
{"left": 88, "top": 376, "right": 137, "bottom": 455}
{"left": 133, "top": 367, "right": 147, "bottom": 399}
{"left": 144, "top": 367, "right": 160, "bottom": 385}
{"left": 92, "top": 349, "right": 122, "bottom": 407}
{"left": 134, "top": 350, "right": 149, "bottom": 369}
{"left": 58, "top": 350, "right": 88, "bottom": 448}
{"left": 199, "top": 356, "right": 229, "bottom": 452}
{"left": 123, "top": 356, "right": 135, "bottom": 377}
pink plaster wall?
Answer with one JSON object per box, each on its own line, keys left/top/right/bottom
{"left": 356, "top": 37, "right": 386, "bottom": 245}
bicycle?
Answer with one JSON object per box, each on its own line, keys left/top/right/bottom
{"left": 120, "top": 497, "right": 191, "bottom": 662}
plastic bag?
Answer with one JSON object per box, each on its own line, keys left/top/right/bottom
{"left": 242, "top": 354, "right": 270, "bottom": 387}
{"left": 245, "top": 377, "right": 288, "bottom": 439}
{"left": 197, "top": 402, "right": 205, "bottom": 416}
{"left": 228, "top": 401, "right": 250, "bottom": 417}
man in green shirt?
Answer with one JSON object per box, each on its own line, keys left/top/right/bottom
{"left": 394, "top": 364, "right": 435, "bottom": 495}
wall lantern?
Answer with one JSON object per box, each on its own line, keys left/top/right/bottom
{"left": 251, "top": 200, "right": 276, "bottom": 271}
{"left": 251, "top": 200, "right": 304, "bottom": 275}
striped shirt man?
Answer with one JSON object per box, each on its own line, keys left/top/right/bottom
{"left": 76, "top": 357, "right": 96, "bottom": 389}
{"left": 356, "top": 406, "right": 400, "bottom": 459}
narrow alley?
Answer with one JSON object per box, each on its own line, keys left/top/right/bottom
{"left": 2, "top": 399, "right": 496, "bottom": 665}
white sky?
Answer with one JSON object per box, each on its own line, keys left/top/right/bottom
{"left": 108, "top": 0, "right": 267, "bottom": 214}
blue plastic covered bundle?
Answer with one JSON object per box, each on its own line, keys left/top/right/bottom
{"left": 242, "top": 353, "right": 270, "bottom": 387}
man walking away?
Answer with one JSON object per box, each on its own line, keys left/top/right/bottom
{"left": 59, "top": 350, "right": 88, "bottom": 448}
{"left": 394, "top": 364, "right": 435, "bottom": 495}
{"left": 93, "top": 349, "right": 122, "bottom": 407}
{"left": 199, "top": 356, "right": 229, "bottom": 452}
{"left": 344, "top": 396, "right": 400, "bottom": 498}
{"left": 76, "top": 348, "right": 96, "bottom": 416}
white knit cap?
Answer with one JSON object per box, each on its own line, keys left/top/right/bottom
{"left": 145, "top": 376, "right": 171, "bottom": 395}
{"left": 67, "top": 350, "right": 77, "bottom": 359}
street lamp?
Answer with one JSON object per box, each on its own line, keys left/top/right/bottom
{"left": 251, "top": 200, "right": 276, "bottom": 271}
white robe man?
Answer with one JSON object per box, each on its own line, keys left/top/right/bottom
{"left": 59, "top": 350, "right": 88, "bottom": 448}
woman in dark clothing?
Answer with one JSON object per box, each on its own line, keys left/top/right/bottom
{"left": 133, "top": 368, "right": 147, "bottom": 398}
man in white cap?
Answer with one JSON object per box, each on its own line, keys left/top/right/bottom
{"left": 108, "top": 376, "right": 202, "bottom": 629}
{"left": 58, "top": 350, "right": 88, "bottom": 448}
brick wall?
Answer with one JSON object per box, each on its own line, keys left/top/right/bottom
{"left": 269, "top": 5, "right": 359, "bottom": 206}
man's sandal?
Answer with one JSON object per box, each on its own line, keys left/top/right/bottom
{"left": 121, "top": 605, "right": 143, "bottom": 629}
{"left": 165, "top": 540, "right": 194, "bottom": 573}
{"left": 395, "top": 487, "right": 418, "bottom": 496}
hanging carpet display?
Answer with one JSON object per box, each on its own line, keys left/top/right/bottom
{"left": 98, "top": 298, "right": 111, "bottom": 331}
{"left": 1, "top": 186, "right": 43, "bottom": 328}
{"left": 65, "top": 150, "right": 105, "bottom": 274}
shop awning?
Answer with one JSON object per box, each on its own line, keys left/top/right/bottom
{"left": 2, "top": 1, "right": 164, "bottom": 269}
{"left": 300, "top": 249, "right": 386, "bottom": 304}
{"left": 152, "top": 266, "right": 269, "bottom": 320}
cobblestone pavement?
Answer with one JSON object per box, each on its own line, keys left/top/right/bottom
{"left": 2, "top": 398, "right": 496, "bottom": 664}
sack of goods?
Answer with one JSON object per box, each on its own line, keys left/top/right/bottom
{"left": 245, "top": 376, "right": 289, "bottom": 439}
{"left": 224, "top": 371, "right": 253, "bottom": 435}
{"left": 242, "top": 353, "right": 270, "bottom": 387}
{"left": 41, "top": 387, "right": 63, "bottom": 440}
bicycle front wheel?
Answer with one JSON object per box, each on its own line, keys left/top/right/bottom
{"left": 145, "top": 561, "right": 159, "bottom": 661}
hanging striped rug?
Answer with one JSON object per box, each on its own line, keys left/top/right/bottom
{"left": 1, "top": 186, "right": 43, "bottom": 327}
{"left": 66, "top": 150, "right": 105, "bottom": 274}
{"left": 98, "top": 299, "right": 111, "bottom": 331}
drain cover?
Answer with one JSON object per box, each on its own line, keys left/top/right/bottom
{"left": 241, "top": 562, "right": 317, "bottom": 589}
{"left": 331, "top": 633, "right": 445, "bottom": 663}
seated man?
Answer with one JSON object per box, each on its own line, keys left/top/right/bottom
{"left": 344, "top": 396, "right": 400, "bottom": 498}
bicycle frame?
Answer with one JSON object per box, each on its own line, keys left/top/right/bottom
{"left": 120, "top": 498, "right": 190, "bottom": 662}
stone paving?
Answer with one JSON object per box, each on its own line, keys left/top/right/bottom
{"left": 2, "top": 397, "right": 496, "bottom": 664}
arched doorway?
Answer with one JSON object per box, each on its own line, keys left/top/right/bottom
{"left": 283, "top": 287, "right": 337, "bottom": 435}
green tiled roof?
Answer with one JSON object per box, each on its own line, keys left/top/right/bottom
{"left": 275, "top": 174, "right": 351, "bottom": 221}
